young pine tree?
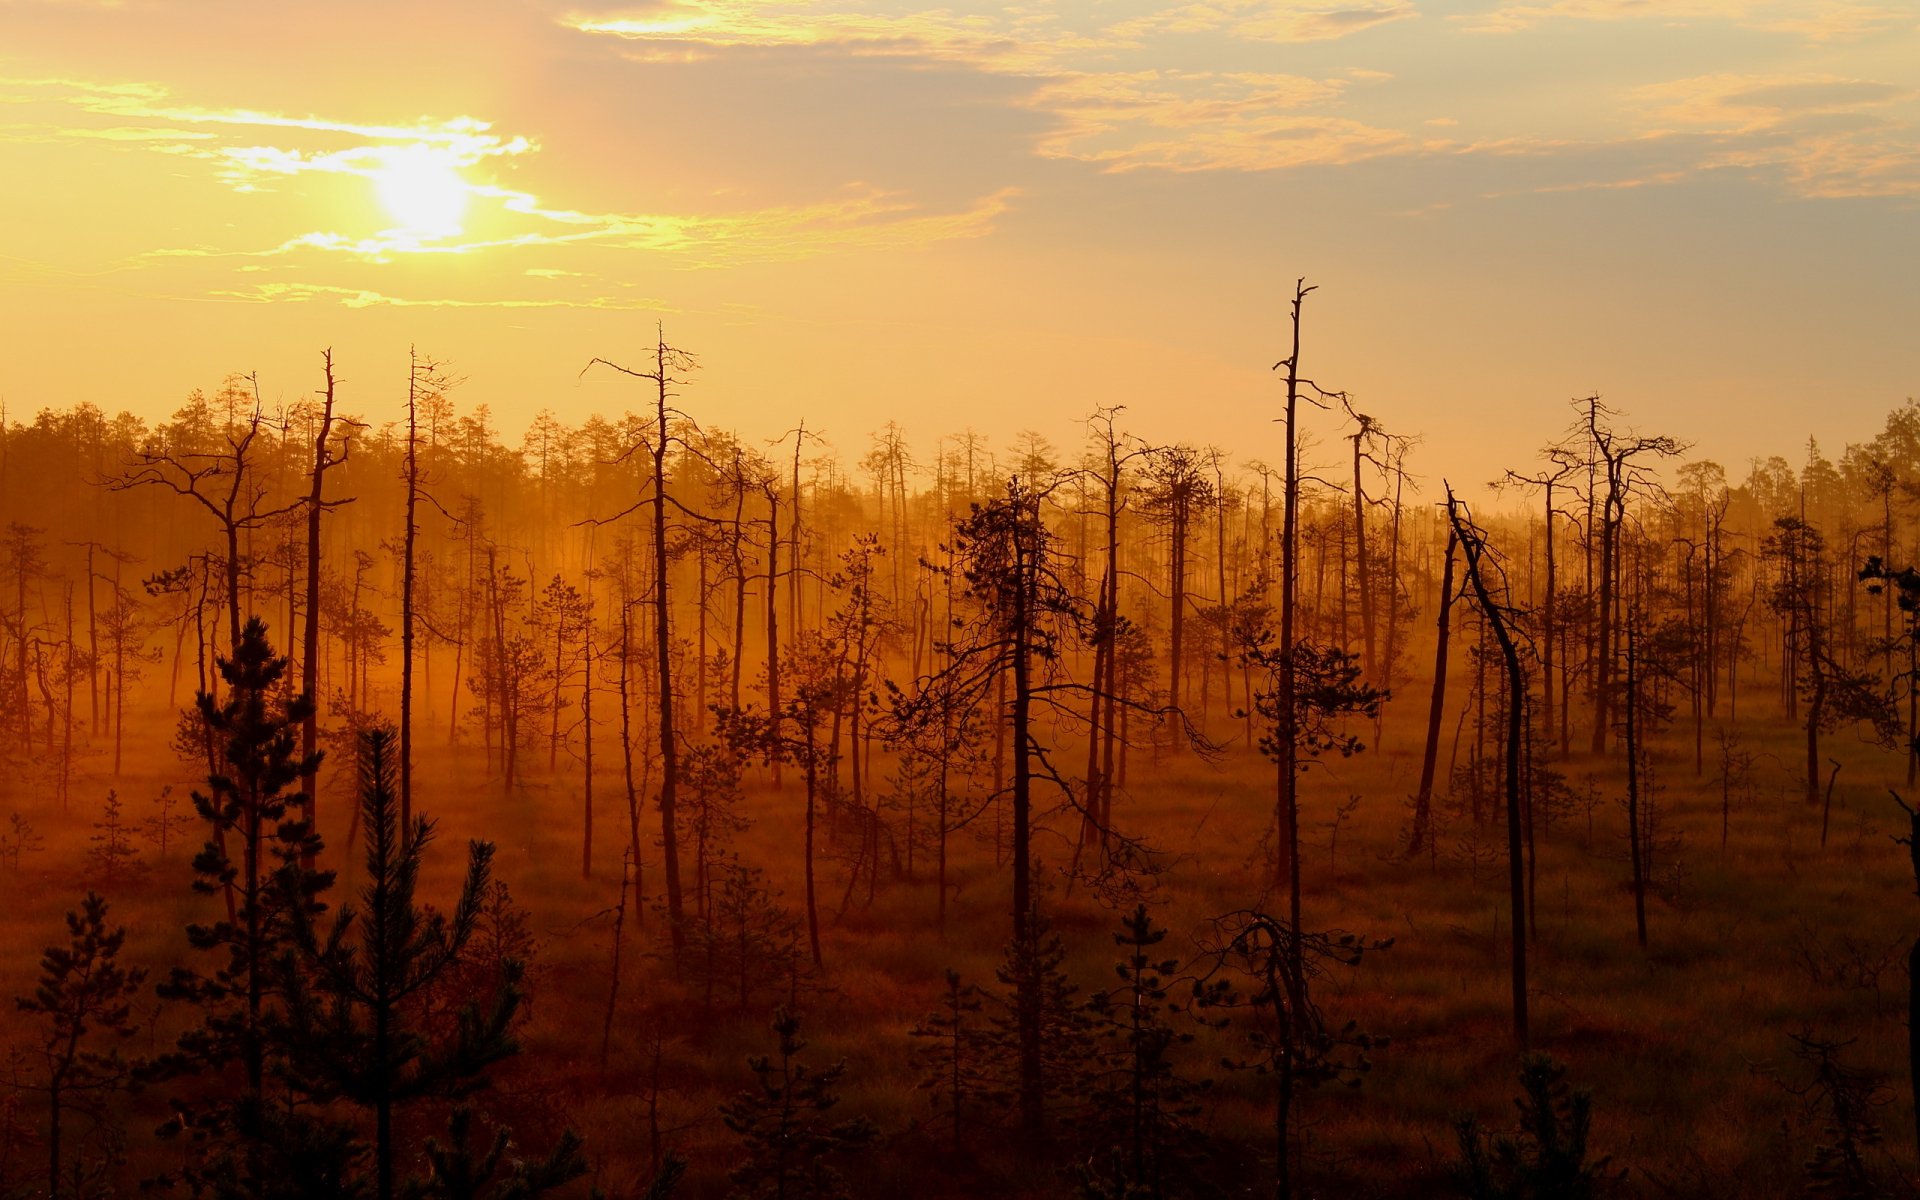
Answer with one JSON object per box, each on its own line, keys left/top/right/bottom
{"left": 1078, "top": 905, "right": 1210, "bottom": 1200}
{"left": 14, "top": 892, "right": 146, "bottom": 1200}
{"left": 155, "top": 616, "right": 336, "bottom": 1198}
{"left": 988, "top": 910, "right": 1092, "bottom": 1143}
{"left": 85, "top": 789, "right": 145, "bottom": 887}
{"left": 412, "top": 1106, "right": 591, "bottom": 1200}
{"left": 720, "top": 1008, "right": 877, "bottom": 1200}
{"left": 907, "top": 969, "right": 1005, "bottom": 1154}
{"left": 278, "top": 724, "right": 524, "bottom": 1200}
{"left": 1452, "top": 1055, "right": 1621, "bottom": 1200}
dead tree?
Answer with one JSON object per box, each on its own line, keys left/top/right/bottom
{"left": 399, "top": 350, "right": 451, "bottom": 836}
{"left": 1448, "top": 486, "right": 1529, "bottom": 1052}
{"left": 1574, "top": 398, "right": 1680, "bottom": 754}
{"left": 1501, "top": 449, "right": 1579, "bottom": 763}
{"left": 584, "top": 328, "right": 701, "bottom": 961}
{"left": 1889, "top": 788, "right": 1920, "bottom": 1172}
{"left": 291, "top": 353, "right": 360, "bottom": 850}
{"left": 1407, "top": 519, "right": 1457, "bottom": 858}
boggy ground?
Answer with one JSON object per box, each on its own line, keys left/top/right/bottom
{"left": 2, "top": 695, "right": 1916, "bottom": 1199}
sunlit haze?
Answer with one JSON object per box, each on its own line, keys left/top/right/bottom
{"left": 3, "top": 1, "right": 1916, "bottom": 480}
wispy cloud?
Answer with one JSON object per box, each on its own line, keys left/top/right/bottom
{"left": 1456, "top": 0, "right": 1913, "bottom": 41}
{"left": 1633, "top": 72, "right": 1920, "bottom": 197}
{"left": 568, "top": 1, "right": 1419, "bottom": 173}
{"left": 1106, "top": 2, "right": 1417, "bottom": 45}
{"left": 3, "top": 74, "right": 1021, "bottom": 279}
{"left": 1027, "top": 71, "right": 1412, "bottom": 171}
{"left": 208, "top": 282, "right": 676, "bottom": 310}
{"left": 151, "top": 182, "right": 1018, "bottom": 266}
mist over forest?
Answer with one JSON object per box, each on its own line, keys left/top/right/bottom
{"left": 1, "top": 294, "right": 1918, "bottom": 1200}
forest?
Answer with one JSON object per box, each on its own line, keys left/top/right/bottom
{"left": 2, "top": 288, "right": 1918, "bottom": 1200}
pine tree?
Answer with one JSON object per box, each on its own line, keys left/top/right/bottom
{"left": 689, "top": 858, "right": 810, "bottom": 1012}
{"left": 153, "top": 616, "right": 336, "bottom": 1198}
{"left": 908, "top": 969, "right": 1004, "bottom": 1153}
{"left": 3, "top": 810, "right": 45, "bottom": 871}
{"left": 142, "top": 783, "right": 190, "bottom": 859}
{"left": 987, "top": 910, "right": 1091, "bottom": 1141}
{"left": 1078, "top": 906, "right": 1210, "bottom": 1200}
{"left": 1192, "top": 908, "right": 1388, "bottom": 1200}
{"left": 410, "top": 1106, "right": 591, "bottom": 1200}
{"left": 14, "top": 892, "right": 146, "bottom": 1200}
{"left": 720, "top": 1008, "right": 877, "bottom": 1200}
{"left": 1453, "top": 1055, "right": 1621, "bottom": 1200}
{"left": 1787, "top": 1034, "right": 1890, "bottom": 1200}
{"left": 278, "top": 724, "right": 522, "bottom": 1200}
{"left": 85, "top": 789, "right": 144, "bottom": 886}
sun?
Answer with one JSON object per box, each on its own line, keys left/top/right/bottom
{"left": 372, "top": 147, "right": 470, "bottom": 238}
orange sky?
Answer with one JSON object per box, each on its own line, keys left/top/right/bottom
{"left": 2, "top": 0, "right": 1915, "bottom": 490}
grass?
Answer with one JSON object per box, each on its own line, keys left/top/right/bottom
{"left": 2, "top": 690, "right": 1917, "bottom": 1198}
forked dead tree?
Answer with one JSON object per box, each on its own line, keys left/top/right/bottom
{"left": 1447, "top": 485, "right": 1529, "bottom": 1052}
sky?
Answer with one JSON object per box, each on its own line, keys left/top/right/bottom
{"left": 2, "top": 0, "right": 1916, "bottom": 493}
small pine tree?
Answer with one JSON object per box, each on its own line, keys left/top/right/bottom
{"left": 142, "top": 784, "right": 190, "bottom": 859}
{"left": 908, "top": 969, "right": 1005, "bottom": 1153}
{"left": 14, "top": 892, "right": 147, "bottom": 1200}
{"left": 721, "top": 1008, "right": 877, "bottom": 1200}
{"left": 988, "top": 909, "right": 1092, "bottom": 1139}
{"left": 86, "top": 790, "right": 145, "bottom": 886}
{"left": 1453, "top": 1055, "right": 1621, "bottom": 1200}
{"left": 152, "top": 616, "right": 337, "bottom": 1198}
{"left": 412, "top": 1106, "right": 590, "bottom": 1200}
{"left": 279, "top": 724, "right": 524, "bottom": 1200}
{"left": 2, "top": 810, "right": 45, "bottom": 871}
{"left": 690, "top": 859, "right": 810, "bottom": 1012}
{"left": 1078, "top": 906, "right": 1210, "bottom": 1200}
{"left": 1192, "top": 907, "right": 1389, "bottom": 1200}
{"left": 421, "top": 877, "right": 539, "bottom": 1036}
{"left": 1787, "top": 1033, "right": 1891, "bottom": 1200}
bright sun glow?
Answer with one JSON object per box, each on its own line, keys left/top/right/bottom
{"left": 372, "top": 147, "right": 470, "bottom": 237}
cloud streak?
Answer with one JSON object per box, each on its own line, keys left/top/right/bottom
{"left": 1456, "top": 0, "right": 1914, "bottom": 41}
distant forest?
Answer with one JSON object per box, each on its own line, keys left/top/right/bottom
{"left": 3, "top": 303, "right": 1919, "bottom": 1199}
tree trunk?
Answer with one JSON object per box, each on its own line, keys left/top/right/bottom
{"left": 1408, "top": 526, "right": 1456, "bottom": 856}
{"left": 1451, "top": 491, "right": 1530, "bottom": 1050}
{"left": 302, "top": 352, "right": 339, "bottom": 849}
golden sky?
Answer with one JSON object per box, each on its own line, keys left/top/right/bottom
{"left": 2, "top": 0, "right": 1916, "bottom": 485}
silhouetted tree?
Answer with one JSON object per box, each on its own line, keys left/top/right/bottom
{"left": 720, "top": 1008, "right": 877, "bottom": 1200}
{"left": 278, "top": 724, "right": 518, "bottom": 1200}
{"left": 409, "top": 1106, "right": 590, "bottom": 1200}
{"left": 154, "top": 616, "right": 331, "bottom": 1197}
{"left": 85, "top": 790, "right": 144, "bottom": 887}
{"left": 585, "top": 329, "right": 701, "bottom": 961}
{"left": 1765, "top": 517, "right": 1897, "bottom": 815}
{"left": 1784, "top": 1033, "right": 1889, "bottom": 1200}
{"left": 1453, "top": 1055, "right": 1620, "bottom": 1200}
{"left": 14, "top": 892, "right": 146, "bottom": 1200}
{"left": 907, "top": 969, "right": 1003, "bottom": 1154}
{"left": 1078, "top": 906, "right": 1210, "bottom": 1200}
{"left": 1448, "top": 487, "right": 1530, "bottom": 1050}
{"left": 1193, "top": 909, "right": 1388, "bottom": 1200}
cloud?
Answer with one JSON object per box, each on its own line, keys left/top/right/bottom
{"left": 6, "top": 74, "right": 1020, "bottom": 273}
{"left": 567, "top": 3, "right": 1097, "bottom": 72}
{"left": 569, "top": 0, "right": 1415, "bottom": 65}
{"left": 1632, "top": 72, "right": 1920, "bottom": 197}
{"left": 1026, "top": 71, "right": 1412, "bottom": 171}
{"left": 1456, "top": 0, "right": 1913, "bottom": 41}
{"left": 570, "top": 2, "right": 1417, "bottom": 175}
{"left": 205, "top": 281, "right": 687, "bottom": 310}
{"left": 1104, "top": 1, "right": 1417, "bottom": 44}
{"left": 1636, "top": 72, "right": 1911, "bottom": 133}
{"left": 152, "top": 183, "right": 1019, "bottom": 267}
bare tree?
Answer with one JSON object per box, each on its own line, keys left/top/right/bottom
{"left": 584, "top": 328, "right": 701, "bottom": 961}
